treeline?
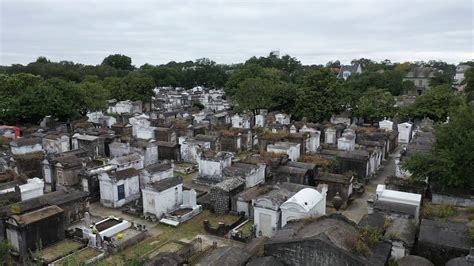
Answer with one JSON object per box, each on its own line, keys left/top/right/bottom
{"left": 0, "top": 53, "right": 472, "bottom": 125}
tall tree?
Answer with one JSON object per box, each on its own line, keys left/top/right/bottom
{"left": 463, "top": 67, "right": 474, "bottom": 101}
{"left": 403, "top": 103, "right": 474, "bottom": 190}
{"left": 233, "top": 77, "right": 293, "bottom": 113}
{"left": 353, "top": 88, "right": 396, "bottom": 122}
{"left": 400, "top": 85, "right": 462, "bottom": 121}
{"left": 102, "top": 54, "right": 134, "bottom": 71}
{"left": 294, "top": 68, "right": 348, "bottom": 122}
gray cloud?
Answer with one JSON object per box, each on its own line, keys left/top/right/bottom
{"left": 1, "top": 0, "right": 472, "bottom": 66}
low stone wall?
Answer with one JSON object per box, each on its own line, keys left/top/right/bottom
{"left": 431, "top": 193, "right": 474, "bottom": 207}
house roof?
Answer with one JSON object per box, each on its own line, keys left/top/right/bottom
{"left": 385, "top": 217, "right": 416, "bottom": 246}
{"left": 146, "top": 252, "right": 185, "bottom": 266}
{"left": 55, "top": 155, "right": 83, "bottom": 168}
{"left": 247, "top": 256, "right": 283, "bottom": 266}
{"left": 268, "top": 213, "right": 391, "bottom": 265}
{"left": 148, "top": 176, "right": 182, "bottom": 192}
{"left": 110, "top": 168, "right": 140, "bottom": 180}
{"left": 145, "top": 163, "right": 172, "bottom": 173}
{"left": 9, "top": 205, "right": 63, "bottom": 225}
{"left": 337, "top": 64, "right": 360, "bottom": 78}
{"left": 281, "top": 188, "right": 324, "bottom": 212}
{"left": 397, "top": 255, "right": 434, "bottom": 266}
{"left": 418, "top": 219, "right": 471, "bottom": 251}
{"left": 316, "top": 172, "right": 352, "bottom": 184}
{"left": 196, "top": 246, "right": 250, "bottom": 266}
{"left": 0, "top": 189, "right": 88, "bottom": 218}
{"left": 405, "top": 67, "right": 437, "bottom": 78}
{"left": 10, "top": 137, "right": 42, "bottom": 147}
{"left": 110, "top": 153, "right": 142, "bottom": 165}
{"left": 214, "top": 177, "right": 245, "bottom": 192}
{"left": 155, "top": 141, "right": 179, "bottom": 148}
{"left": 374, "top": 200, "right": 418, "bottom": 218}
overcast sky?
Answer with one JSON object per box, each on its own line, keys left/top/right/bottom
{"left": 1, "top": 0, "right": 472, "bottom": 66}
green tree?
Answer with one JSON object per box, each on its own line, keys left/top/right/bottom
{"left": 233, "top": 77, "right": 291, "bottom": 113}
{"left": 102, "top": 54, "right": 134, "bottom": 71}
{"left": 294, "top": 68, "right": 348, "bottom": 122}
{"left": 106, "top": 73, "right": 155, "bottom": 103}
{"left": 429, "top": 72, "right": 453, "bottom": 87}
{"left": 353, "top": 88, "right": 396, "bottom": 122}
{"left": 403, "top": 103, "right": 474, "bottom": 189}
{"left": 77, "top": 81, "right": 110, "bottom": 114}
{"left": 400, "top": 85, "right": 462, "bottom": 121}
{"left": 345, "top": 70, "right": 407, "bottom": 96}
{"left": 463, "top": 67, "right": 474, "bottom": 101}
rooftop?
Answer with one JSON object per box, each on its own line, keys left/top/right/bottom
{"left": 10, "top": 205, "right": 63, "bottom": 225}
{"left": 110, "top": 168, "right": 140, "bottom": 180}
{"left": 148, "top": 176, "right": 182, "bottom": 192}
{"left": 419, "top": 219, "right": 471, "bottom": 251}
{"left": 10, "top": 137, "right": 42, "bottom": 147}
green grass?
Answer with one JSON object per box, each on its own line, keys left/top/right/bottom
{"left": 97, "top": 210, "right": 240, "bottom": 265}
{"left": 54, "top": 247, "right": 102, "bottom": 265}
{"left": 35, "top": 240, "right": 83, "bottom": 263}
{"left": 422, "top": 203, "right": 456, "bottom": 219}
{"left": 240, "top": 221, "right": 253, "bottom": 236}
{"left": 174, "top": 171, "right": 194, "bottom": 182}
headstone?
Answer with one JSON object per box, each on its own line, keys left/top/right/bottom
{"left": 189, "top": 189, "right": 197, "bottom": 207}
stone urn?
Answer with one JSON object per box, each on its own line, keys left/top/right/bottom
{"left": 332, "top": 192, "right": 343, "bottom": 211}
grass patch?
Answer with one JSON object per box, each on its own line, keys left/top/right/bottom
{"left": 98, "top": 210, "right": 239, "bottom": 265}
{"left": 174, "top": 171, "right": 193, "bottom": 182}
{"left": 240, "top": 221, "right": 253, "bottom": 237}
{"left": 35, "top": 240, "right": 83, "bottom": 263}
{"left": 345, "top": 225, "right": 382, "bottom": 257}
{"left": 422, "top": 203, "right": 456, "bottom": 219}
{"left": 55, "top": 247, "right": 101, "bottom": 265}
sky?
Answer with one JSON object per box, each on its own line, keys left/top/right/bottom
{"left": 0, "top": 0, "right": 473, "bottom": 66}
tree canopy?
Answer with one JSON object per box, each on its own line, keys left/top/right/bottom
{"left": 294, "top": 68, "right": 349, "bottom": 122}
{"left": 403, "top": 103, "right": 474, "bottom": 190}
{"left": 400, "top": 85, "right": 463, "bottom": 122}
{"left": 101, "top": 54, "right": 134, "bottom": 71}
{"left": 353, "top": 88, "right": 396, "bottom": 122}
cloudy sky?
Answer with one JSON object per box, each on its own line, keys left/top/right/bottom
{"left": 0, "top": 0, "right": 472, "bottom": 66}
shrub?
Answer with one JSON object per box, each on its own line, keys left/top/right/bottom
{"left": 388, "top": 257, "right": 399, "bottom": 266}
{"left": 469, "top": 227, "right": 474, "bottom": 244}
{"left": 387, "top": 232, "right": 398, "bottom": 240}
{"left": 258, "top": 186, "right": 271, "bottom": 195}
{"left": 359, "top": 225, "right": 382, "bottom": 248}
{"left": 383, "top": 216, "right": 392, "bottom": 230}
{"left": 9, "top": 203, "right": 21, "bottom": 214}
{"left": 344, "top": 235, "right": 370, "bottom": 257}
{"left": 422, "top": 203, "right": 456, "bottom": 219}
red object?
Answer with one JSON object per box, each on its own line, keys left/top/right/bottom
{"left": 0, "top": 126, "right": 21, "bottom": 139}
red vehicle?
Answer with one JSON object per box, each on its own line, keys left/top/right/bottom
{"left": 0, "top": 126, "right": 21, "bottom": 139}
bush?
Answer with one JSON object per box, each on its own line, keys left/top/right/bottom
{"left": 344, "top": 235, "right": 370, "bottom": 256}
{"left": 422, "top": 203, "right": 456, "bottom": 219}
{"left": 359, "top": 225, "right": 382, "bottom": 248}
{"left": 469, "top": 226, "right": 474, "bottom": 244}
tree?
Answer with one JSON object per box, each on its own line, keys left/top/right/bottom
{"left": 403, "top": 103, "right": 474, "bottom": 190}
{"left": 77, "top": 81, "right": 110, "bottom": 114}
{"left": 353, "top": 88, "right": 396, "bottom": 122}
{"left": 400, "top": 85, "right": 463, "bottom": 121}
{"left": 225, "top": 64, "right": 271, "bottom": 96}
{"left": 345, "top": 70, "right": 407, "bottom": 96}
{"left": 101, "top": 54, "right": 134, "bottom": 71}
{"left": 105, "top": 73, "right": 155, "bottom": 103}
{"left": 463, "top": 67, "right": 474, "bottom": 101}
{"left": 233, "top": 77, "right": 292, "bottom": 113}
{"left": 294, "top": 68, "right": 348, "bottom": 122}
{"left": 429, "top": 72, "right": 453, "bottom": 87}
